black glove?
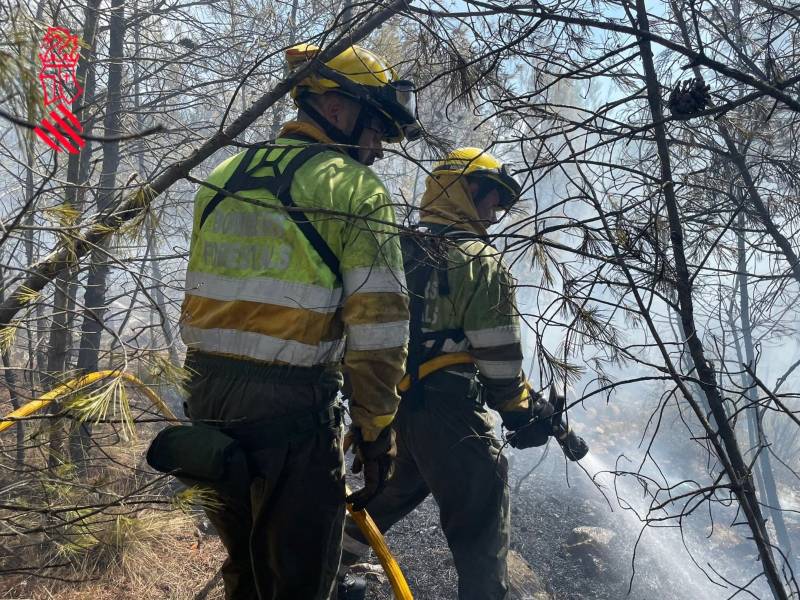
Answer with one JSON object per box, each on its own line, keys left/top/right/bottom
{"left": 345, "top": 426, "right": 396, "bottom": 511}
{"left": 501, "top": 392, "right": 555, "bottom": 449}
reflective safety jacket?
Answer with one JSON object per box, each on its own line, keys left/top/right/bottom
{"left": 180, "top": 122, "right": 409, "bottom": 441}
{"left": 406, "top": 171, "right": 527, "bottom": 411}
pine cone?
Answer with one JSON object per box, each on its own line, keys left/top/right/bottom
{"left": 177, "top": 37, "right": 197, "bottom": 51}
{"left": 667, "top": 77, "right": 711, "bottom": 120}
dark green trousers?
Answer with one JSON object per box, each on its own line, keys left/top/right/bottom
{"left": 185, "top": 368, "right": 345, "bottom": 600}
{"left": 341, "top": 372, "right": 510, "bottom": 600}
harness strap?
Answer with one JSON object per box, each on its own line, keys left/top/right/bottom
{"left": 265, "top": 146, "right": 342, "bottom": 280}
{"left": 404, "top": 234, "right": 470, "bottom": 394}
{"left": 197, "top": 143, "right": 342, "bottom": 281}
{"left": 405, "top": 238, "right": 434, "bottom": 389}
{"left": 419, "top": 328, "right": 465, "bottom": 358}
{"left": 199, "top": 146, "right": 260, "bottom": 230}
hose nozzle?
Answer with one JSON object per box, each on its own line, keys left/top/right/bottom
{"left": 546, "top": 388, "right": 589, "bottom": 461}
{"left": 555, "top": 424, "right": 589, "bottom": 461}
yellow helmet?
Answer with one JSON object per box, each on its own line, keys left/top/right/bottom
{"left": 432, "top": 147, "right": 522, "bottom": 208}
{"left": 286, "top": 43, "right": 421, "bottom": 143}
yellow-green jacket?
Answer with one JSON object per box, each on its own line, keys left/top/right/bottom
{"left": 407, "top": 169, "right": 527, "bottom": 411}
{"left": 180, "top": 122, "right": 409, "bottom": 440}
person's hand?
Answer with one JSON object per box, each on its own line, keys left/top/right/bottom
{"left": 501, "top": 392, "right": 555, "bottom": 449}
{"left": 345, "top": 426, "right": 396, "bottom": 511}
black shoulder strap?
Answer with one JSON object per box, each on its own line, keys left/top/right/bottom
{"left": 405, "top": 237, "right": 434, "bottom": 386}
{"left": 264, "top": 146, "right": 342, "bottom": 281}
{"left": 199, "top": 146, "right": 260, "bottom": 230}
{"left": 197, "top": 144, "right": 341, "bottom": 282}
{"left": 403, "top": 235, "right": 466, "bottom": 390}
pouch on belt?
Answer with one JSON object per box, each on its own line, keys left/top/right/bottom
{"left": 146, "top": 424, "right": 250, "bottom": 497}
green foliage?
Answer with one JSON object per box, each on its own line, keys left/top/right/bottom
{"left": 172, "top": 485, "right": 223, "bottom": 512}
{"left": 0, "top": 10, "right": 43, "bottom": 126}
{"left": 66, "top": 377, "right": 135, "bottom": 439}
{"left": 57, "top": 510, "right": 192, "bottom": 574}
{"left": 0, "top": 322, "right": 18, "bottom": 353}
{"left": 145, "top": 351, "right": 192, "bottom": 389}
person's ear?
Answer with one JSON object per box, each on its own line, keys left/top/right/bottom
{"left": 318, "top": 93, "right": 356, "bottom": 134}
{"left": 313, "top": 94, "right": 341, "bottom": 127}
{"left": 325, "top": 94, "right": 344, "bottom": 128}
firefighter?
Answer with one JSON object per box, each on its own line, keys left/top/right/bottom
{"left": 337, "top": 148, "right": 554, "bottom": 600}
{"left": 179, "top": 44, "right": 419, "bottom": 599}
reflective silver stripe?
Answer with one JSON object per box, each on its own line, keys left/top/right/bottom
{"left": 465, "top": 324, "right": 520, "bottom": 348}
{"left": 207, "top": 205, "right": 286, "bottom": 237}
{"left": 343, "top": 267, "right": 405, "bottom": 296}
{"left": 341, "top": 530, "right": 371, "bottom": 558}
{"left": 421, "top": 337, "right": 470, "bottom": 353}
{"left": 474, "top": 358, "right": 522, "bottom": 379}
{"left": 347, "top": 320, "right": 409, "bottom": 351}
{"left": 180, "top": 325, "right": 345, "bottom": 366}
{"left": 185, "top": 271, "right": 342, "bottom": 313}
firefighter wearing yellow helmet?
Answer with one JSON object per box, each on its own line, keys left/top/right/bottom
{"left": 287, "top": 43, "right": 421, "bottom": 158}
{"left": 338, "top": 148, "right": 553, "bottom": 600}
{"left": 177, "top": 44, "right": 418, "bottom": 599}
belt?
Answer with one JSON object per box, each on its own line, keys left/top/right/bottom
{"left": 221, "top": 400, "right": 344, "bottom": 450}
{"left": 185, "top": 350, "right": 340, "bottom": 385}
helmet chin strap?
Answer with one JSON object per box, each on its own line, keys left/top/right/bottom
{"left": 298, "top": 95, "right": 366, "bottom": 162}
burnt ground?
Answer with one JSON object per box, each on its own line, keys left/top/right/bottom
{"left": 5, "top": 384, "right": 796, "bottom": 600}
{"left": 355, "top": 440, "right": 795, "bottom": 600}
{"left": 356, "top": 450, "right": 663, "bottom": 600}
{"left": 13, "top": 446, "right": 792, "bottom": 600}
{"left": 9, "top": 446, "right": 796, "bottom": 600}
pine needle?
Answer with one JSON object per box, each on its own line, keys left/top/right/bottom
{"left": 146, "top": 352, "right": 192, "bottom": 389}
{"left": 16, "top": 285, "right": 40, "bottom": 304}
{"left": 43, "top": 202, "right": 81, "bottom": 227}
{"left": 173, "top": 486, "right": 223, "bottom": 512}
{"left": 0, "top": 322, "right": 17, "bottom": 353}
{"left": 66, "top": 376, "right": 136, "bottom": 439}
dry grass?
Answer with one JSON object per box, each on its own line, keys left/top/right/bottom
{"left": 0, "top": 380, "right": 226, "bottom": 600}
{"left": 2, "top": 513, "right": 226, "bottom": 600}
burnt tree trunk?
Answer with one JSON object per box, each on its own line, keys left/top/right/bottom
{"left": 45, "top": 0, "right": 101, "bottom": 470}
{"left": 735, "top": 213, "right": 794, "bottom": 568}
{"left": 0, "top": 266, "right": 24, "bottom": 466}
{"left": 635, "top": 2, "right": 788, "bottom": 597}
{"left": 69, "top": 0, "right": 125, "bottom": 469}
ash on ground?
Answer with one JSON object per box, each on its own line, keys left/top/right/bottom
{"left": 350, "top": 441, "right": 779, "bottom": 600}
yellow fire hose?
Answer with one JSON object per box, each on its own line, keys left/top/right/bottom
{"left": 0, "top": 370, "right": 414, "bottom": 599}
{"left": 0, "top": 370, "right": 178, "bottom": 432}
{"left": 343, "top": 435, "right": 412, "bottom": 599}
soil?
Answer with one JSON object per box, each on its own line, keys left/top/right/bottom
{"left": 4, "top": 398, "right": 789, "bottom": 600}
{"left": 353, "top": 442, "right": 778, "bottom": 600}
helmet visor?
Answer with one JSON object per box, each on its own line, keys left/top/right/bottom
{"left": 497, "top": 164, "right": 522, "bottom": 207}
{"left": 370, "top": 80, "right": 422, "bottom": 141}
{"left": 468, "top": 165, "right": 522, "bottom": 209}
{"left": 392, "top": 80, "right": 417, "bottom": 121}
{"left": 391, "top": 81, "right": 421, "bottom": 141}
{"left": 309, "top": 63, "right": 422, "bottom": 142}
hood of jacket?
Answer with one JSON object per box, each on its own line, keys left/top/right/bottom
{"left": 419, "top": 172, "right": 487, "bottom": 236}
